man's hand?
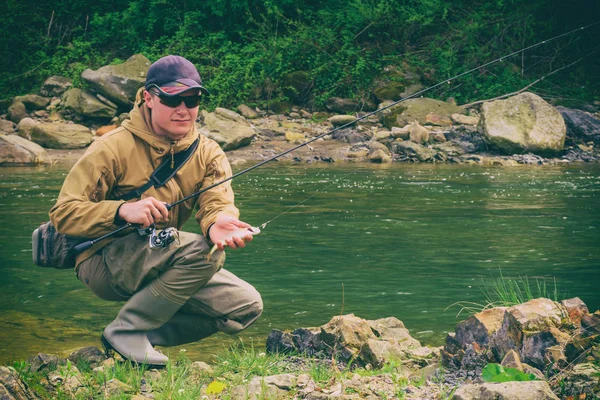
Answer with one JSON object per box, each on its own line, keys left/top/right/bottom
{"left": 118, "top": 197, "right": 169, "bottom": 228}
{"left": 209, "top": 212, "right": 254, "bottom": 251}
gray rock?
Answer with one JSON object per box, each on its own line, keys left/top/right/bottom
{"left": 328, "top": 115, "right": 357, "bottom": 127}
{"left": 393, "top": 141, "right": 437, "bottom": 162}
{"left": 0, "top": 133, "right": 51, "bottom": 165}
{"left": 230, "top": 375, "right": 290, "bottom": 400}
{"left": 380, "top": 98, "right": 465, "bottom": 129}
{"left": 331, "top": 128, "right": 372, "bottom": 143}
{"left": 67, "top": 346, "right": 105, "bottom": 368}
{"left": 0, "top": 119, "right": 16, "bottom": 133}
{"left": 480, "top": 92, "right": 566, "bottom": 155}
{"left": 368, "top": 149, "right": 392, "bottom": 163}
{"left": 0, "top": 366, "right": 34, "bottom": 400}
{"left": 325, "top": 97, "right": 376, "bottom": 113}
{"left": 237, "top": 104, "right": 259, "bottom": 119}
{"left": 560, "top": 362, "right": 600, "bottom": 398}
{"left": 199, "top": 110, "right": 256, "bottom": 151}
{"left": 215, "top": 107, "right": 248, "bottom": 124}
{"left": 18, "top": 118, "right": 92, "bottom": 149}
{"left": 62, "top": 88, "right": 117, "bottom": 119}
{"left": 15, "top": 94, "right": 50, "bottom": 110}
{"left": 81, "top": 54, "right": 150, "bottom": 106}
{"left": 453, "top": 381, "right": 559, "bottom": 400}
{"left": 7, "top": 101, "right": 27, "bottom": 124}
{"left": 451, "top": 113, "right": 479, "bottom": 125}
{"left": 557, "top": 106, "right": 600, "bottom": 144}
{"left": 40, "top": 76, "right": 73, "bottom": 97}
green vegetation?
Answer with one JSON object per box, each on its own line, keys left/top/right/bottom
{"left": 1, "top": 1, "right": 599, "bottom": 109}
{"left": 481, "top": 363, "right": 537, "bottom": 383}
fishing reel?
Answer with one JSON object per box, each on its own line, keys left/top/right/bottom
{"left": 137, "top": 225, "right": 180, "bottom": 249}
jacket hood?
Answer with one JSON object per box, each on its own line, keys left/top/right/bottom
{"left": 122, "top": 87, "right": 199, "bottom": 153}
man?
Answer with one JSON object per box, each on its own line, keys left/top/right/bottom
{"left": 49, "top": 55, "right": 262, "bottom": 366}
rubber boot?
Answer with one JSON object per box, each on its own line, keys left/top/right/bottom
{"left": 147, "top": 313, "right": 218, "bottom": 347}
{"left": 102, "top": 284, "right": 184, "bottom": 366}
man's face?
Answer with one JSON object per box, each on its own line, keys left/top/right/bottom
{"left": 144, "top": 87, "right": 200, "bottom": 141}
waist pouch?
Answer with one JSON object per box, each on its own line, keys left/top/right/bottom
{"left": 32, "top": 221, "right": 84, "bottom": 269}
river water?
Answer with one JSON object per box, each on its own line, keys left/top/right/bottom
{"left": 0, "top": 163, "right": 599, "bottom": 364}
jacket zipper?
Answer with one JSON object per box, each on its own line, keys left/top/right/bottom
{"left": 169, "top": 142, "right": 176, "bottom": 168}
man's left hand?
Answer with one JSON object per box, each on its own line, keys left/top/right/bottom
{"left": 208, "top": 212, "right": 254, "bottom": 251}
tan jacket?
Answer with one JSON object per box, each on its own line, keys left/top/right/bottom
{"left": 49, "top": 90, "right": 239, "bottom": 265}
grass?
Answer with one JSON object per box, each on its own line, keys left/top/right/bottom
{"left": 448, "top": 270, "right": 563, "bottom": 317}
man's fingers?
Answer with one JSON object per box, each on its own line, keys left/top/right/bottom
{"left": 152, "top": 199, "right": 169, "bottom": 220}
{"left": 232, "top": 219, "right": 251, "bottom": 229}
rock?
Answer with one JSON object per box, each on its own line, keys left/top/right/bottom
{"left": 215, "top": 107, "right": 247, "bottom": 124}
{"left": 561, "top": 297, "right": 589, "bottom": 325}
{"left": 558, "top": 362, "right": 600, "bottom": 399}
{"left": 380, "top": 98, "right": 465, "bottom": 129}
{"left": 557, "top": 106, "right": 600, "bottom": 144}
{"left": 237, "top": 104, "right": 259, "bottom": 119}
{"left": 62, "top": 88, "right": 117, "bottom": 119}
{"left": 96, "top": 125, "right": 118, "bottom": 136}
{"left": 7, "top": 101, "right": 27, "bottom": 124}
{"left": 17, "top": 118, "right": 93, "bottom": 149}
{"left": 453, "top": 381, "right": 559, "bottom": 400}
{"left": 0, "top": 134, "right": 51, "bottom": 165}
{"left": 408, "top": 121, "right": 429, "bottom": 144}
{"left": 190, "top": 361, "right": 214, "bottom": 376}
{"left": 320, "top": 314, "right": 377, "bottom": 364}
{"left": 425, "top": 113, "right": 452, "bottom": 126}
{"left": 230, "top": 375, "right": 291, "bottom": 399}
{"left": 373, "top": 129, "right": 392, "bottom": 141}
{"left": 393, "top": 141, "right": 437, "bottom": 162}
{"left": 41, "top": 76, "right": 73, "bottom": 97}
{"left": 479, "top": 92, "right": 566, "bottom": 155}
{"left": 199, "top": 110, "right": 256, "bottom": 151}
{"left": 331, "top": 128, "right": 372, "bottom": 144}
{"left": 390, "top": 125, "right": 410, "bottom": 140}
{"left": 300, "top": 110, "right": 312, "bottom": 119}
{"left": 289, "top": 112, "right": 301, "bottom": 119}
{"left": 451, "top": 113, "right": 480, "bottom": 125}
{"left": 432, "top": 142, "right": 467, "bottom": 157}
{"left": 47, "top": 363, "right": 83, "bottom": 392}
{"left": 0, "top": 119, "right": 16, "bottom": 133}
{"left": 285, "top": 132, "right": 305, "bottom": 143}
{"left": 372, "top": 65, "right": 423, "bottom": 103}
{"left": 81, "top": 54, "right": 150, "bottom": 106}
{"left": 325, "top": 97, "right": 376, "bottom": 113}
{"left": 501, "top": 349, "right": 524, "bottom": 371}
{"left": 452, "top": 307, "right": 507, "bottom": 352}
{"left": 15, "top": 94, "right": 50, "bottom": 110}
{"left": 431, "top": 132, "right": 447, "bottom": 142}
{"left": 0, "top": 366, "right": 34, "bottom": 400}
{"left": 369, "top": 149, "right": 392, "bottom": 163}
{"left": 328, "top": 115, "right": 357, "bottom": 127}
{"left": 67, "top": 346, "right": 105, "bottom": 368}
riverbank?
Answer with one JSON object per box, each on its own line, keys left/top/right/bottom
{"left": 2, "top": 297, "right": 599, "bottom": 399}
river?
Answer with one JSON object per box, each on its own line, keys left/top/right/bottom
{"left": 0, "top": 163, "right": 599, "bottom": 364}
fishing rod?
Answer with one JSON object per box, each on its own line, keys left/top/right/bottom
{"left": 73, "top": 21, "right": 600, "bottom": 255}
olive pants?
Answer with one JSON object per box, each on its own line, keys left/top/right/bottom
{"left": 77, "top": 230, "right": 263, "bottom": 344}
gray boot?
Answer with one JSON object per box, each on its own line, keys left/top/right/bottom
{"left": 147, "top": 313, "right": 218, "bottom": 347}
{"left": 102, "top": 284, "right": 184, "bottom": 366}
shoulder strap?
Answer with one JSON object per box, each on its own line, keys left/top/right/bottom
{"left": 116, "top": 138, "right": 200, "bottom": 201}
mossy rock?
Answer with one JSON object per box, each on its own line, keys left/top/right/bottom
{"left": 380, "top": 98, "right": 464, "bottom": 129}
{"left": 281, "top": 71, "right": 313, "bottom": 104}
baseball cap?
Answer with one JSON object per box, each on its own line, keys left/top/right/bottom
{"left": 145, "top": 55, "right": 209, "bottom": 96}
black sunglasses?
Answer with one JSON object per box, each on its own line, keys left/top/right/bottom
{"left": 147, "top": 84, "right": 202, "bottom": 108}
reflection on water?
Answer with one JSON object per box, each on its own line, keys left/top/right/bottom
{"left": 1, "top": 163, "right": 599, "bottom": 364}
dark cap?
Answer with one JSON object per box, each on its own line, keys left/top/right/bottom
{"left": 145, "top": 55, "right": 209, "bottom": 95}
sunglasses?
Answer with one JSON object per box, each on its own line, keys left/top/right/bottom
{"left": 147, "top": 84, "right": 202, "bottom": 108}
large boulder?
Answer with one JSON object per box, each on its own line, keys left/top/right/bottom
{"left": 0, "top": 119, "right": 16, "bottom": 133}
{"left": 62, "top": 88, "right": 117, "bottom": 119}
{"left": 479, "top": 92, "right": 566, "bottom": 155}
{"left": 17, "top": 118, "right": 92, "bottom": 149}
{"left": 0, "top": 366, "right": 36, "bottom": 400}
{"left": 40, "top": 76, "right": 73, "bottom": 97}
{"left": 453, "top": 381, "right": 559, "bottom": 400}
{"left": 7, "top": 100, "right": 27, "bottom": 124}
{"left": 199, "top": 109, "right": 256, "bottom": 151}
{"left": 15, "top": 94, "right": 50, "bottom": 110}
{"left": 556, "top": 106, "right": 600, "bottom": 144}
{"left": 81, "top": 54, "right": 150, "bottom": 107}
{"left": 380, "top": 98, "right": 465, "bottom": 129}
{"left": 0, "top": 134, "right": 51, "bottom": 165}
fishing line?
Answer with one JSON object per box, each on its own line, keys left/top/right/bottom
{"left": 169, "top": 20, "right": 600, "bottom": 212}
{"left": 75, "top": 21, "right": 600, "bottom": 253}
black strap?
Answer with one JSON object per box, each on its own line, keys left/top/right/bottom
{"left": 116, "top": 138, "right": 199, "bottom": 201}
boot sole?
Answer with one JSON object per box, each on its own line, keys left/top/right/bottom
{"left": 101, "top": 334, "right": 167, "bottom": 369}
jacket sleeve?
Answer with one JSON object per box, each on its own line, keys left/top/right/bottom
{"left": 49, "top": 144, "right": 126, "bottom": 238}
{"left": 195, "top": 143, "right": 239, "bottom": 237}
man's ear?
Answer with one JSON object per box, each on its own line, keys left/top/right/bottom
{"left": 143, "top": 90, "right": 154, "bottom": 109}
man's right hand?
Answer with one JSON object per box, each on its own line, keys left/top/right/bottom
{"left": 117, "top": 197, "right": 169, "bottom": 227}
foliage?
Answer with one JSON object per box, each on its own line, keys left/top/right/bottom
{"left": 1, "top": 0, "right": 599, "bottom": 107}
{"left": 482, "top": 363, "right": 537, "bottom": 383}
